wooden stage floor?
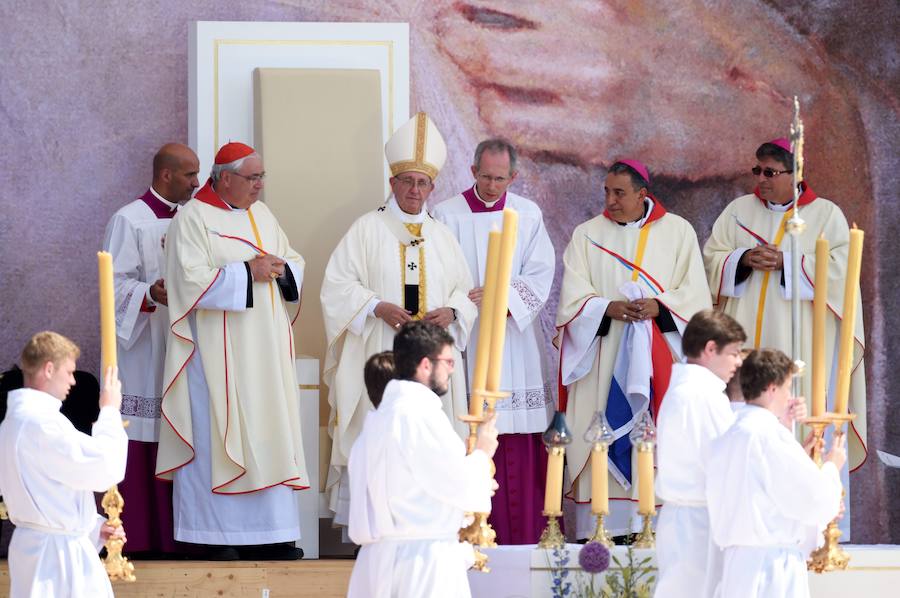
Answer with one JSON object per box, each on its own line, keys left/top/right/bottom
{"left": 0, "top": 559, "right": 354, "bottom": 597}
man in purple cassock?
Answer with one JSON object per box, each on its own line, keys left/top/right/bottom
{"left": 101, "top": 143, "right": 200, "bottom": 556}
{"left": 433, "top": 139, "right": 556, "bottom": 544}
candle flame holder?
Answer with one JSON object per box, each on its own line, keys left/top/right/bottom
{"left": 101, "top": 484, "right": 135, "bottom": 582}
{"left": 538, "top": 509, "right": 565, "bottom": 549}
{"left": 633, "top": 512, "right": 656, "bottom": 549}
{"left": 806, "top": 412, "right": 855, "bottom": 573}
{"left": 590, "top": 513, "right": 614, "bottom": 548}
{"left": 457, "top": 390, "right": 508, "bottom": 572}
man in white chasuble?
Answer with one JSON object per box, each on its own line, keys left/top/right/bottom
{"left": 703, "top": 138, "right": 867, "bottom": 536}
{"left": 157, "top": 142, "right": 308, "bottom": 560}
{"left": 102, "top": 142, "right": 199, "bottom": 556}
{"left": 433, "top": 139, "right": 555, "bottom": 544}
{"left": 321, "top": 112, "right": 477, "bottom": 528}
{"left": 555, "top": 159, "right": 711, "bottom": 539}
{"left": 707, "top": 349, "right": 844, "bottom": 598}
{"left": 347, "top": 321, "right": 497, "bottom": 598}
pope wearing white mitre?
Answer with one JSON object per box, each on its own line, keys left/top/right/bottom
{"left": 321, "top": 112, "right": 477, "bottom": 524}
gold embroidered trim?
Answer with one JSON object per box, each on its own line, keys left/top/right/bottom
{"left": 247, "top": 207, "right": 276, "bottom": 312}
{"left": 401, "top": 222, "right": 427, "bottom": 319}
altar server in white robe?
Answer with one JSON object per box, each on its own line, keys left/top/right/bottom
{"left": 157, "top": 142, "right": 308, "bottom": 560}
{"left": 0, "top": 332, "right": 127, "bottom": 598}
{"left": 322, "top": 113, "right": 477, "bottom": 525}
{"left": 707, "top": 348, "right": 844, "bottom": 598}
{"left": 703, "top": 138, "right": 866, "bottom": 483}
{"left": 348, "top": 321, "right": 497, "bottom": 598}
{"left": 102, "top": 142, "right": 199, "bottom": 554}
{"left": 555, "top": 159, "right": 711, "bottom": 538}
{"left": 654, "top": 310, "right": 746, "bottom": 598}
{"left": 432, "top": 138, "right": 555, "bottom": 544}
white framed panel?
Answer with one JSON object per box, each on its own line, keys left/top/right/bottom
{"left": 189, "top": 21, "right": 409, "bottom": 194}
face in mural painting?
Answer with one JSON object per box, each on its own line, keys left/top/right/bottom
{"left": 423, "top": 0, "right": 872, "bottom": 211}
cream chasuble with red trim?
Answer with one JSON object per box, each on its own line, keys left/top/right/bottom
{"left": 157, "top": 189, "right": 308, "bottom": 495}
{"left": 703, "top": 192, "right": 867, "bottom": 471}
{"left": 555, "top": 206, "right": 710, "bottom": 532}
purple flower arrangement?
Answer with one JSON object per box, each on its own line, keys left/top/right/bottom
{"left": 578, "top": 541, "right": 611, "bottom": 574}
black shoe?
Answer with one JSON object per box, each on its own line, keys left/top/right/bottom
{"left": 239, "top": 542, "right": 303, "bottom": 561}
{"left": 203, "top": 545, "right": 241, "bottom": 561}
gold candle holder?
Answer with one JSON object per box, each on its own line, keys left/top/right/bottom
{"left": 633, "top": 512, "right": 656, "bottom": 549}
{"left": 798, "top": 415, "right": 831, "bottom": 466}
{"left": 101, "top": 484, "right": 135, "bottom": 582}
{"left": 807, "top": 412, "right": 855, "bottom": 573}
{"left": 590, "top": 512, "right": 614, "bottom": 547}
{"left": 538, "top": 510, "right": 565, "bottom": 549}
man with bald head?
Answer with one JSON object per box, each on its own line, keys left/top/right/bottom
{"left": 102, "top": 142, "right": 199, "bottom": 556}
{"left": 158, "top": 142, "right": 308, "bottom": 560}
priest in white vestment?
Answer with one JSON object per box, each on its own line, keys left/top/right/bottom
{"left": 102, "top": 142, "right": 199, "bottom": 554}
{"left": 703, "top": 139, "right": 866, "bottom": 538}
{"left": 555, "top": 159, "right": 711, "bottom": 538}
{"left": 433, "top": 138, "right": 555, "bottom": 544}
{"left": 707, "top": 348, "right": 844, "bottom": 598}
{"left": 654, "top": 310, "right": 746, "bottom": 598}
{"left": 321, "top": 113, "right": 477, "bottom": 526}
{"left": 0, "top": 332, "right": 127, "bottom": 598}
{"left": 157, "top": 142, "right": 308, "bottom": 560}
{"left": 347, "top": 321, "right": 497, "bottom": 598}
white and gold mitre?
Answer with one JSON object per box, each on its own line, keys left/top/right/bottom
{"left": 385, "top": 112, "right": 447, "bottom": 180}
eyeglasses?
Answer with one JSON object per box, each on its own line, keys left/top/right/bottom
{"left": 476, "top": 173, "right": 510, "bottom": 185}
{"left": 395, "top": 177, "right": 432, "bottom": 190}
{"left": 430, "top": 356, "right": 455, "bottom": 368}
{"left": 232, "top": 172, "right": 266, "bottom": 183}
{"left": 751, "top": 166, "right": 793, "bottom": 178}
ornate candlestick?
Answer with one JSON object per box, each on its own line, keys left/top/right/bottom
{"left": 538, "top": 411, "right": 572, "bottom": 549}
{"left": 630, "top": 411, "right": 657, "bottom": 549}
{"left": 807, "top": 412, "right": 856, "bottom": 573}
{"left": 584, "top": 411, "right": 615, "bottom": 547}
{"left": 101, "top": 484, "right": 136, "bottom": 581}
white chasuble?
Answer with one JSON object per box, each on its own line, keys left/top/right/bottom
{"left": 555, "top": 202, "right": 711, "bottom": 536}
{"left": 703, "top": 188, "right": 866, "bottom": 472}
{"left": 321, "top": 196, "right": 477, "bottom": 520}
{"left": 0, "top": 388, "right": 127, "bottom": 598}
{"left": 707, "top": 406, "right": 843, "bottom": 598}
{"left": 433, "top": 190, "right": 556, "bottom": 433}
{"left": 102, "top": 189, "right": 174, "bottom": 441}
{"left": 158, "top": 183, "right": 308, "bottom": 512}
{"left": 655, "top": 363, "right": 736, "bottom": 598}
{"left": 347, "top": 380, "right": 493, "bottom": 598}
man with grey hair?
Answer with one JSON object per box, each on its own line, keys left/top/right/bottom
{"left": 158, "top": 142, "right": 309, "bottom": 560}
{"left": 433, "top": 138, "right": 556, "bottom": 544}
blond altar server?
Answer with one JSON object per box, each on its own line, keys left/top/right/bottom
{"left": 654, "top": 310, "right": 746, "bottom": 598}
{"left": 102, "top": 142, "right": 199, "bottom": 554}
{"left": 157, "top": 142, "right": 308, "bottom": 560}
{"left": 321, "top": 112, "right": 477, "bottom": 526}
{"left": 707, "top": 349, "right": 844, "bottom": 598}
{"left": 347, "top": 321, "right": 497, "bottom": 598}
{"left": 555, "top": 159, "right": 711, "bottom": 538}
{"left": 432, "top": 138, "right": 555, "bottom": 544}
{"left": 0, "top": 332, "right": 127, "bottom": 598}
{"left": 703, "top": 138, "right": 866, "bottom": 477}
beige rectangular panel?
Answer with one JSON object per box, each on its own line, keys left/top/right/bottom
{"left": 254, "top": 68, "right": 384, "bottom": 436}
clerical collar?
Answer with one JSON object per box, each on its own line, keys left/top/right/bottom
{"left": 766, "top": 199, "right": 793, "bottom": 212}
{"left": 387, "top": 195, "right": 426, "bottom": 223}
{"left": 149, "top": 186, "right": 179, "bottom": 211}
{"left": 473, "top": 185, "right": 502, "bottom": 209}
{"left": 619, "top": 197, "right": 654, "bottom": 228}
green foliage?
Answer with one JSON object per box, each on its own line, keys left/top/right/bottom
{"left": 549, "top": 545, "right": 656, "bottom": 598}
